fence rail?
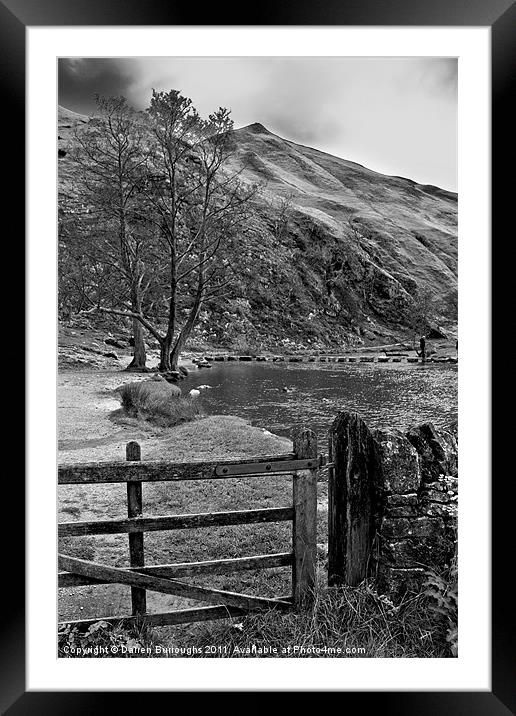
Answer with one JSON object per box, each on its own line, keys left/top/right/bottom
{"left": 58, "top": 430, "right": 319, "bottom": 630}
{"left": 58, "top": 552, "right": 294, "bottom": 588}
{"left": 59, "top": 507, "right": 295, "bottom": 537}
{"left": 57, "top": 453, "right": 316, "bottom": 484}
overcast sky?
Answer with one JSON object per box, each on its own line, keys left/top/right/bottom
{"left": 59, "top": 57, "right": 457, "bottom": 191}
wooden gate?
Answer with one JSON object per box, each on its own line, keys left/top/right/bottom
{"left": 58, "top": 428, "right": 321, "bottom": 629}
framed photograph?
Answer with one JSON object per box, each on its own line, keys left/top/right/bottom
{"left": 6, "top": 0, "right": 511, "bottom": 709}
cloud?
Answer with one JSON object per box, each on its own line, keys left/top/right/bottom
{"left": 416, "top": 58, "right": 458, "bottom": 96}
{"left": 58, "top": 59, "right": 137, "bottom": 113}
{"left": 58, "top": 56, "right": 457, "bottom": 190}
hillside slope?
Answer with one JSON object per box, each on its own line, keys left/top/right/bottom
{"left": 58, "top": 107, "right": 457, "bottom": 351}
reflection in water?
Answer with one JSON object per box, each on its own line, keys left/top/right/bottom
{"left": 184, "top": 361, "right": 458, "bottom": 448}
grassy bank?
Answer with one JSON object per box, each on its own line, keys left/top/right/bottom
{"left": 59, "top": 575, "right": 455, "bottom": 658}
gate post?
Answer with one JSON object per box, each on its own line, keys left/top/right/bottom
{"left": 126, "top": 441, "right": 146, "bottom": 615}
{"left": 292, "top": 428, "right": 318, "bottom": 607}
{"left": 328, "top": 412, "right": 380, "bottom": 587}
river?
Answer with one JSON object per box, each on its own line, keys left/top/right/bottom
{"left": 182, "top": 361, "right": 458, "bottom": 447}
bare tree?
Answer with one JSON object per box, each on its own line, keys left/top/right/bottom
{"left": 60, "top": 91, "right": 254, "bottom": 371}
{"left": 66, "top": 96, "right": 151, "bottom": 369}
{"left": 76, "top": 91, "right": 254, "bottom": 371}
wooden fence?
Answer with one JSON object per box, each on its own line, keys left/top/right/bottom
{"left": 58, "top": 428, "right": 321, "bottom": 630}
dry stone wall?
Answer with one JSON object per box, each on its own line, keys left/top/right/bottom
{"left": 328, "top": 413, "right": 458, "bottom": 601}
{"left": 373, "top": 422, "right": 458, "bottom": 599}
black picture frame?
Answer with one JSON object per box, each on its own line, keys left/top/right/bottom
{"left": 6, "top": 0, "right": 513, "bottom": 711}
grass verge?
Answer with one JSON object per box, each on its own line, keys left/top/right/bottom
{"left": 59, "top": 577, "right": 455, "bottom": 658}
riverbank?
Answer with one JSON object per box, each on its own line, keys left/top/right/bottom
{"left": 58, "top": 370, "right": 292, "bottom": 464}
{"left": 59, "top": 323, "right": 458, "bottom": 372}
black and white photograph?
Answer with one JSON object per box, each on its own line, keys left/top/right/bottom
{"left": 56, "top": 55, "right": 460, "bottom": 660}
{"left": 0, "top": 0, "right": 506, "bottom": 704}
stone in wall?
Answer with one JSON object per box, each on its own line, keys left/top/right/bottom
{"left": 373, "top": 429, "right": 421, "bottom": 494}
{"left": 376, "top": 566, "right": 426, "bottom": 599}
{"left": 385, "top": 493, "right": 419, "bottom": 517}
{"left": 406, "top": 422, "right": 458, "bottom": 482}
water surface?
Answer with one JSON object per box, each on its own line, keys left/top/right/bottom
{"left": 184, "top": 361, "right": 457, "bottom": 448}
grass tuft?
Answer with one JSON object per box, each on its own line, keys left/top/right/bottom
{"left": 117, "top": 381, "right": 203, "bottom": 427}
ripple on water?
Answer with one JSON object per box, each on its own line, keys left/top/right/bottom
{"left": 183, "top": 361, "right": 457, "bottom": 448}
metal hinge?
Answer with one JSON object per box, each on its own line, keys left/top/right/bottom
{"left": 214, "top": 454, "right": 327, "bottom": 476}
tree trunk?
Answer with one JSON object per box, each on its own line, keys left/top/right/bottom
{"left": 127, "top": 316, "right": 147, "bottom": 370}
{"left": 170, "top": 330, "right": 188, "bottom": 371}
{"left": 126, "top": 275, "right": 147, "bottom": 371}
{"left": 170, "top": 288, "right": 203, "bottom": 370}
{"left": 158, "top": 336, "right": 173, "bottom": 371}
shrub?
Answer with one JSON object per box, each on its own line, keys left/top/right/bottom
{"left": 424, "top": 552, "right": 458, "bottom": 656}
{"left": 117, "top": 381, "right": 203, "bottom": 427}
{"left": 229, "top": 335, "right": 263, "bottom": 355}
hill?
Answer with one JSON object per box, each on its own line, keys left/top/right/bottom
{"left": 58, "top": 107, "right": 457, "bottom": 351}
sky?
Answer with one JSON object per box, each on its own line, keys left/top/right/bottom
{"left": 59, "top": 57, "right": 457, "bottom": 191}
